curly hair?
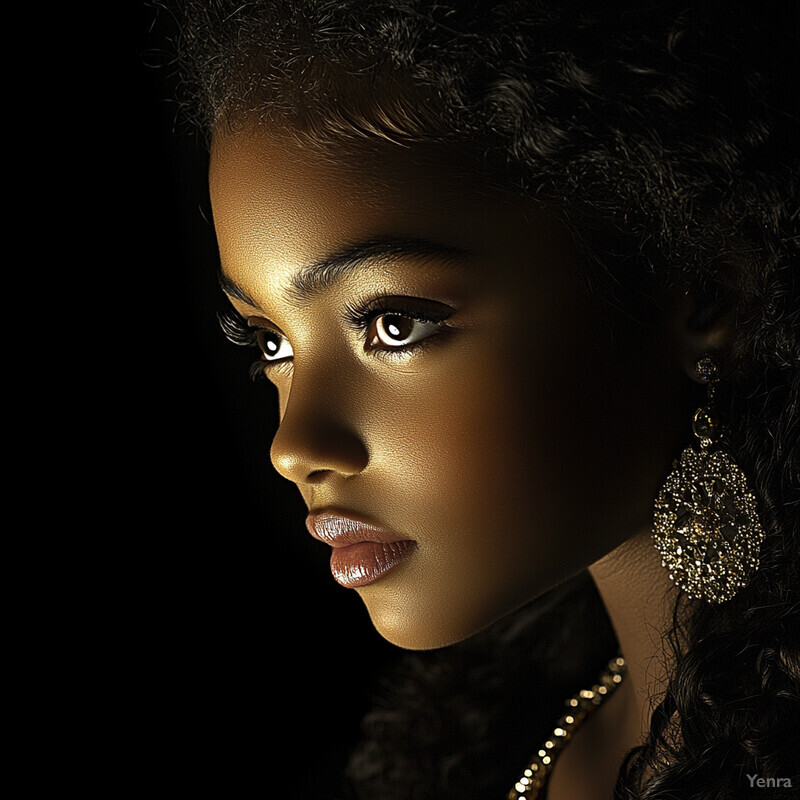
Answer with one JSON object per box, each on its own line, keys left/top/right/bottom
{"left": 163, "top": 1, "right": 800, "bottom": 797}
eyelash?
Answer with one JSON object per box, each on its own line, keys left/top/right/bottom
{"left": 218, "top": 297, "right": 453, "bottom": 381}
{"left": 342, "top": 296, "right": 452, "bottom": 342}
{"left": 217, "top": 310, "right": 273, "bottom": 381}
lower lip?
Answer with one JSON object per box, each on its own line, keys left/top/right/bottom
{"left": 329, "top": 540, "right": 417, "bottom": 588}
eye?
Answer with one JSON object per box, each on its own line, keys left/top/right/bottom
{"left": 344, "top": 296, "right": 454, "bottom": 353}
{"left": 255, "top": 328, "right": 293, "bottom": 362}
{"left": 367, "top": 314, "right": 442, "bottom": 349}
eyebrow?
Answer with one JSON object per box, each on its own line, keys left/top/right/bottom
{"left": 217, "top": 235, "right": 470, "bottom": 307}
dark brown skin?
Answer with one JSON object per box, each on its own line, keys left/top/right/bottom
{"left": 210, "top": 123, "right": 725, "bottom": 797}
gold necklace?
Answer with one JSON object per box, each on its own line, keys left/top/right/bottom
{"left": 506, "top": 653, "right": 627, "bottom": 799}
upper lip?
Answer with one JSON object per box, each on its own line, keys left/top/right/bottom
{"left": 306, "top": 509, "right": 412, "bottom": 548}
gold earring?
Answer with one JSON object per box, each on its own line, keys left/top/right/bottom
{"left": 652, "top": 356, "right": 765, "bottom": 603}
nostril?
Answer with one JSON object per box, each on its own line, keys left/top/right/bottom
{"left": 306, "top": 469, "right": 331, "bottom": 485}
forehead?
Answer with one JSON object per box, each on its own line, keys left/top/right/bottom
{"left": 208, "top": 123, "right": 580, "bottom": 302}
{"left": 211, "top": 126, "right": 500, "bottom": 241}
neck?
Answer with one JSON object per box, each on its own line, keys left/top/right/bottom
{"left": 588, "top": 526, "right": 682, "bottom": 745}
{"left": 542, "top": 528, "right": 683, "bottom": 800}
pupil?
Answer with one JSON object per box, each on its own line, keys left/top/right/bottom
{"left": 385, "top": 315, "right": 412, "bottom": 341}
{"left": 257, "top": 330, "right": 280, "bottom": 356}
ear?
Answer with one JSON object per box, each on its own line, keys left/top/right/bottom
{"left": 673, "top": 280, "right": 739, "bottom": 383}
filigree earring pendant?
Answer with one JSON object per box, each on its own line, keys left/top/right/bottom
{"left": 653, "top": 356, "right": 766, "bottom": 603}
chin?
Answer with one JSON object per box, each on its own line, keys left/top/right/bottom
{"left": 358, "top": 588, "right": 512, "bottom": 651}
{"left": 370, "top": 617, "right": 480, "bottom": 651}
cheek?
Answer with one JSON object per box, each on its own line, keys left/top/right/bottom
{"left": 355, "top": 309, "right": 681, "bottom": 649}
{"left": 365, "top": 323, "right": 590, "bottom": 554}
{"left": 358, "top": 341, "right": 584, "bottom": 646}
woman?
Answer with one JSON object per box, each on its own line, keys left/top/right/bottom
{"left": 167, "top": 1, "right": 799, "bottom": 797}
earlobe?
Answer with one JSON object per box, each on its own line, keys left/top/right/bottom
{"left": 674, "top": 283, "right": 740, "bottom": 382}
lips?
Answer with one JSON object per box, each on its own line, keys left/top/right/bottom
{"left": 306, "top": 511, "right": 417, "bottom": 588}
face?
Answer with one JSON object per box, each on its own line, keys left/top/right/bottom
{"left": 209, "top": 123, "right": 688, "bottom": 650}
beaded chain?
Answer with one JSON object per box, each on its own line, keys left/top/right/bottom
{"left": 506, "top": 654, "right": 627, "bottom": 799}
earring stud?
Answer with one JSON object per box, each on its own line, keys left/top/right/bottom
{"left": 652, "top": 356, "right": 765, "bottom": 603}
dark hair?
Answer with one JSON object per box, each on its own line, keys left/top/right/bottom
{"left": 165, "top": 1, "right": 800, "bottom": 797}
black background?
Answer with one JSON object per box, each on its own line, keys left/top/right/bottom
{"left": 119, "top": 5, "right": 397, "bottom": 795}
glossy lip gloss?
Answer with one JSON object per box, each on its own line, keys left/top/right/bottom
{"left": 306, "top": 511, "right": 417, "bottom": 588}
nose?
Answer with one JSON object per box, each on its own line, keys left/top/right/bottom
{"left": 269, "top": 372, "right": 369, "bottom": 485}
